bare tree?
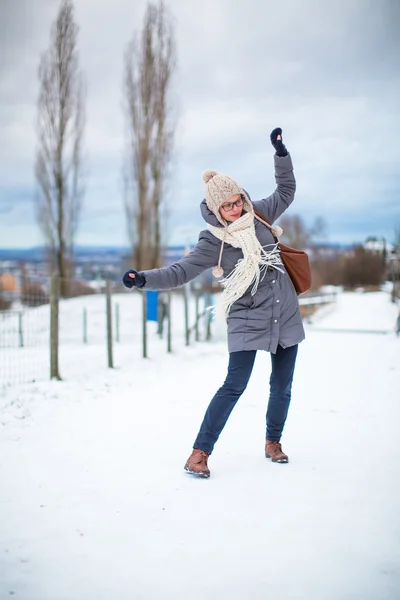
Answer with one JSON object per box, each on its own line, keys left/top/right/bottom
{"left": 123, "top": 0, "right": 177, "bottom": 270}
{"left": 278, "top": 214, "right": 327, "bottom": 249}
{"left": 278, "top": 214, "right": 309, "bottom": 249}
{"left": 35, "top": 0, "right": 85, "bottom": 297}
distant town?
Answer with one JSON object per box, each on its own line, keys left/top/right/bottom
{"left": 0, "top": 245, "right": 189, "bottom": 291}
{"left": 0, "top": 237, "right": 397, "bottom": 301}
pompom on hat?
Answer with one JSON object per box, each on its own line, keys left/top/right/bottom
{"left": 202, "top": 169, "right": 218, "bottom": 184}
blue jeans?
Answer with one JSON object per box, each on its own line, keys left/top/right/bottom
{"left": 193, "top": 345, "right": 298, "bottom": 454}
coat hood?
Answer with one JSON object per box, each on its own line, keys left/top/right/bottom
{"left": 200, "top": 198, "right": 222, "bottom": 227}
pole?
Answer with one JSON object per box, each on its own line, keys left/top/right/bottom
{"left": 106, "top": 280, "right": 114, "bottom": 368}
{"left": 167, "top": 292, "right": 172, "bottom": 353}
{"left": 391, "top": 260, "right": 396, "bottom": 303}
{"left": 142, "top": 291, "right": 148, "bottom": 359}
{"left": 115, "top": 303, "right": 120, "bottom": 343}
{"left": 195, "top": 292, "right": 200, "bottom": 342}
{"left": 18, "top": 313, "right": 24, "bottom": 348}
{"left": 206, "top": 292, "right": 212, "bottom": 341}
{"left": 83, "top": 307, "right": 87, "bottom": 344}
{"left": 184, "top": 285, "right": 190, "bottom": 346}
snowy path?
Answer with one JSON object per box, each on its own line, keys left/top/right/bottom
{"left": 1, "top": 291, "right": 399, "bottom": 600}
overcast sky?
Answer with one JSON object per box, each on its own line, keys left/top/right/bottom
{"left": 0, "top": 0, "right": 399, "bottom": 248}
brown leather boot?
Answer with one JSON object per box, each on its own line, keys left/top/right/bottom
{"left": 184, "top": 449, "right": 210, "bottom": 478}
{"left": 265, "top": 440, "right": 289, "bottom": 463}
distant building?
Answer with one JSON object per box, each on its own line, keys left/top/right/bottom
{"left": 364, "top": 236, "right": 395, "bottom": 255}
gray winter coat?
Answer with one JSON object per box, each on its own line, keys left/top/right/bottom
{"left": 142, "top": 153, "right": 305, "bottom": 354}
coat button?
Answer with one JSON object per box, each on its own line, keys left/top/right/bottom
{"left": 272, "top": 280, "right": 276, "bottom": 283}
{"left": 276, "top": 299, "right": 280, "bottom": 303}
{"left": 274, "top": 319, "right": 278, "bottom": 323}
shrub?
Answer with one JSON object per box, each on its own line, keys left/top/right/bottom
{"left": 67, "top": 280, "right": 97, "bottom": 298}
{"left": 0, "top": 296, "right": 12, "bottom": 311}
{"left": 21, "top": 282, "right": 49, "bottom": 307}
{"left": 310, "top": 246, "right": 385, "bottom": 290}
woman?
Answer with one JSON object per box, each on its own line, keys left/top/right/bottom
{"left": 122, "top": 128, "right": 305, "bottom": 478}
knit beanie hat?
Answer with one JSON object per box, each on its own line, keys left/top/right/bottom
{"left": 202, "top": 169, "right": 254, "bottom": 226}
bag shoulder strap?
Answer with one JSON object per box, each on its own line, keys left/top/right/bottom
{"left": 252, "top": 205, "right": 278, "bottom": 243}
{"left": 252, "top": 206, "right": 271, "bottom": 226}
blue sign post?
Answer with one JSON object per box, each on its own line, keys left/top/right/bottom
{"left": 146, "top": 290, "right": 159, "bottom": 322}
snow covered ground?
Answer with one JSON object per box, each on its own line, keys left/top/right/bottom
{"left": 0, "top": 291, "right": 399, "bottom": 600}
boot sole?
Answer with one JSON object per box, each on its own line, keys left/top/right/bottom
{"left": 184, "top": 466, "right": 210, "bottom": 479}
{"left": 265, "top": 453, "right": 289, "bottom": 463}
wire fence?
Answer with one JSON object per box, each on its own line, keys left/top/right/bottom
{"left": 0, "top": 285, "right": 51, "bottom": 388}
{"left": 0, "top": 275, "right": 216, "bottom": 390}
{"left": 1, "top": 274, "right": 341, "bottom": 391}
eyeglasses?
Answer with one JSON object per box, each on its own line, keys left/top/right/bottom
{"left": 220, "top": 197, "right": 244, "bottom": 212}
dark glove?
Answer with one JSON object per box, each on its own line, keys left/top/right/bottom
{"left": 270, "top": 127, "right": 288, "bottom": 157}
{"left": 122, "top": 269, "right": 146, "bottom": 289}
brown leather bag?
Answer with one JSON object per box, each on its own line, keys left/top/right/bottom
{"left": 253, "top": 207, "right": 312, "bottom": 295}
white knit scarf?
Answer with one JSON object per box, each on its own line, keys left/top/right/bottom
{"left": 207, "top": 212, "right": 283, "bottom": 318}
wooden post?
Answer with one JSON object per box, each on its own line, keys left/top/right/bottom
{"left": 83, "top": 308, "right": 87, "bottom": 344}
{"left": 18, "top": 313, "right": 24, "bottom": 348}
{"left": 142, "top": 291, "right": 148, "bottom": 359}
{"left": 115, "top": 303, "right": 120, "bottom": 342}
{"left": 50, "top": 275, "right": 61, "bottom": 380}
{"left": 106, "top": 280, "right": 114, "bottom": 368}
{"left": 167, "top": 291, "right": 172, "bottom": 353}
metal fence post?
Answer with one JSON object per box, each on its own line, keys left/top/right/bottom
{"left": 142, "top": 291, "right": 148, "bottom": 358}
{"left": 18, "top": 313, "right": 24, "bottom": 348}
{"left": 106, "top": 280, "right": 114, "bottom": 368}
{"left": 184, "top": 285, "right": 190, "bottom": 346}
{"left": 167, "top": 291, "right": 172, "bottom": 353}
{"left": 50, "top": 275, "right": 61, "bottom": 380}
{"left": 83, "top": 307, "right": 87, "bottom": 344}
{"left": 157, "top": 296, "right": 163, "bottom": 338}
{"left": 206, "top": 292, "right": 212, "bottom": 341}
{"left": 195, "top": 292, "right": 200, "bottom": 342}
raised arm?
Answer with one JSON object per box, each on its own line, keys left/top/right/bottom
{"left": 252, "top": 128, "right": 296, "bottom": 224}
{"left": 122, "top": 231, "right": 218, "bottom": 291}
